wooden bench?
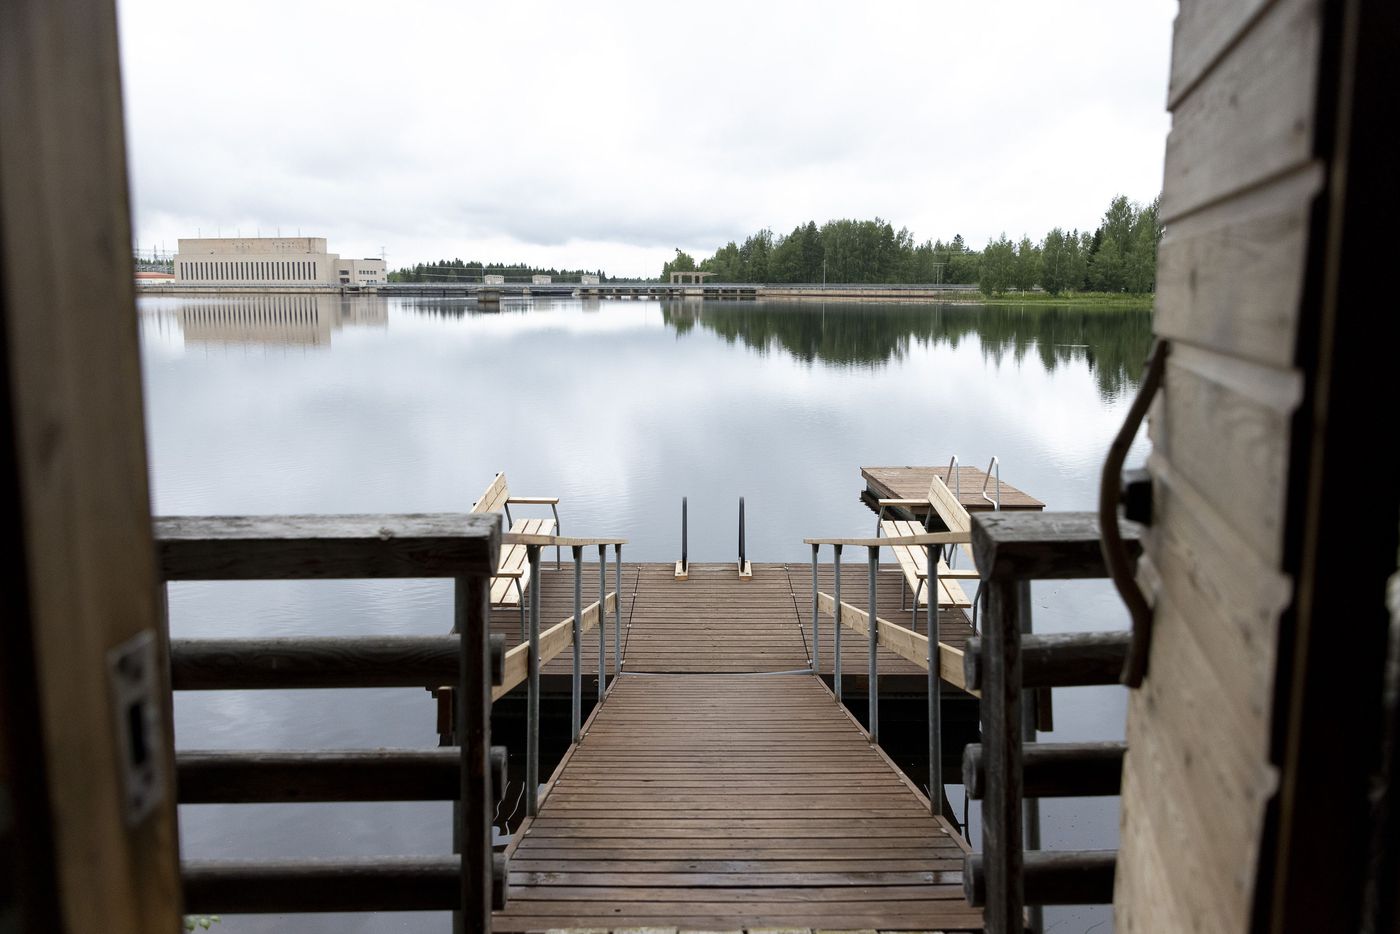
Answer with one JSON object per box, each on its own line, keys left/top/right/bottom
{"left": 877, "top": 473, "right": 982, "bottom": 624}
{"left": 471, "top": 472, "right": 561, "bottom": 610}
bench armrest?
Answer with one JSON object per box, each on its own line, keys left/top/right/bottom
{"left": 493, "top": 568, "right": 525, "bottom": 578}
{"left": 507, "top": 496, "right": 560, "bottom": 506}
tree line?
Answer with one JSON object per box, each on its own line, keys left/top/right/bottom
{"left": 387, "top": 259, "right": 610, "bottom": 283}
{"left": 663, "top": 195, "right": 1162, "bottom": 295}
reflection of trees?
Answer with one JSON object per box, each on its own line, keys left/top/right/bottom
{"left": 663, "top": 302, "right": 1154, "bottom": 401}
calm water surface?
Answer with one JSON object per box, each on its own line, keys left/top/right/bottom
{"left": 139, "top": 294, "right": 1152, "bottom": 934}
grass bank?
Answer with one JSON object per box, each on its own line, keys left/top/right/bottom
{"left": 956, "top": 291, "right": 1154, "bottom": 309}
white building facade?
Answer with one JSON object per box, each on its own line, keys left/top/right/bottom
{"left": 174, "top": 237, "right": 386, "bottom": 286}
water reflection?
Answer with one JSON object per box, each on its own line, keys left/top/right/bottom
{"left": 659, "top": 301, "right": 1154, "bottom": 400}
{"left": 143, "top": 294, "right": 387, "bottom": 348}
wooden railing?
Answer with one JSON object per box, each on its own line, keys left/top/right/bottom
{"left": 960, "top": 511, "right": 1141, "bottom": 934}
{"left": 157, "top": 513, "right": 502, "bottom": 924}
{"left": 161, "top": 520, "right": 629, "bottom": 926}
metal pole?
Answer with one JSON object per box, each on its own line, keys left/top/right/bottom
{"left": 525, "top": 545, "right": 541, "bottom": 817}
{"left": 571, "top": 545, "right": 583, "bottom": 744}
{"left": 928, "top": 544, "right": 943, "bottom": 816}
{"left": 597, "top": 545, "right": 607, "bottom": 703}
{"left": 1018, "top": 578, "right": 1043, "bottom": 934}
{"left": 867, "top": 545, "right": 880, "bottom": 742}
{"left": 738, "top": 496, "right": 746, "bottom": 568}
{"left": 810, "top": 543, "right": 820, "bottom": 670}
{"left": 833, "top": 544, "right": 843, "bottom": 703}
{"left": 681, "top": 497, "right": 688, "bottom": 572}
{"left": 614, "top": 544, "right": 623, "bottom": 679}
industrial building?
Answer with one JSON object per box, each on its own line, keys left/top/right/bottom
{"left": 173, "top": 237, "right": 386, "bottom": 287}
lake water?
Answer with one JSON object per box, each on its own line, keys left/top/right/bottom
{"left": 140, "top": 293, "right": 1153, "bottom": 934}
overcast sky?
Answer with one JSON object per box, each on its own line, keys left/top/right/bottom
{"left": 117, "top": 0, "right": 1175, "bottom": 277}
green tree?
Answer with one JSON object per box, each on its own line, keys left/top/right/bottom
{"left": 979, "top": 234, "right": 1016, "bottom": 295}
{"left": 1039, "top": 228, "right": 1067, "bottom": 294}
{"left": 660, "top": 248, "right": 697, "bottom": 280}
{"left": 1013, "top": 236, "right": 1040, "bottom": 292}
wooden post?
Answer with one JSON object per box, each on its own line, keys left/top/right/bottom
{"left": 456, "top": 575, "right": 494, "bottom": 932}
{"left": 980, "top": 579, "right": 1024, "bottom": 934}
{"left": 1, "top": 0, "right": 182, "bottom": 929}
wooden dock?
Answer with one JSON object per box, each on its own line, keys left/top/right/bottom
{"left": 489, "top": 562, "right": 978, "bottom": 686}
{"left": 493, "top": 562, "right": 983, "bottom": 932}
{"left": 862, "top": 465, "right": 1044, "bottom": 512}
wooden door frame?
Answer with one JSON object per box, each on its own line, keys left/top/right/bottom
{"left": 1260, "top": 0, "right": 1400, "bottom": 930}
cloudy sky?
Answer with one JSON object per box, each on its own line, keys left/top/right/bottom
{"left": 117, "top": 0, "right": 1175, "bottom": 277}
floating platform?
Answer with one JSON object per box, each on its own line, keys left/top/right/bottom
{"left": 862, "top": 464, "right": 1045, "bottom": 513}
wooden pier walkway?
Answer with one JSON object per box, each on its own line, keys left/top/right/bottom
{"left": 488, "top": 563, "right": 979, "bottom": 684}
{"left": 493, "top": 562, "right": 983, "bottom": 932}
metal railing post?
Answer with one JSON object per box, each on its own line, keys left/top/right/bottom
{"left": 833, "top": 544, "right": 843, "bottom": 703}
{"left": 525, "top": 545, "right": 542, "bottom": 817}
{"left": 571, "top": 545, "right": 583, "bottom": 743}
{"left": 597, "top": 545, "right": 607, "bottom": 704}
{"left": 867, "top": 545, "right": 880, "bottom": 742}
{"left": 681, "top": 497, "right": 688, "bottom": 573}
{"left": 982, "top": 578, "right": 1024, "bottom": 934}
{"left": 613, "top": 544, "right": 622, "bottom": 678}
{"left": 928, "top": 544, "right": 943, "bottom": 816}
{"left": 811, "top": 543, "right": 820, "bottom": 670}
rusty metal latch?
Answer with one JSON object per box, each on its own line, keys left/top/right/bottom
{"left": 1100, "top": 339, "right": 1170, "bottom": 688}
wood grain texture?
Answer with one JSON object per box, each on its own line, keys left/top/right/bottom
{"left": 1148, "top": 345, "right": 1301, "bottom": 567}
{"left": 170, "top": 635, "right": 460, "bottom": 690}
{"left": 1168, "top": 0, "right": 1276, "bottom": 106}
{"left": 495, "top": 674, "right": 981, "bottom": 932}
{"left": 972, "top": 512, "right": 1141, "bottom": 582}
{"left": 1154, "top": 163, "right": 1323, "bottom": 367}
{"left": 155, "top": 513, "right": 499, "bottom": 580}
{"left": 964, "top": 632, "right": 1131, "bottom": 690}
{"left": 1, "top": 0, "right": 180, "bottom": 929}
{"left": 1161, "top": 0, "right": 1322, "bottom": 223}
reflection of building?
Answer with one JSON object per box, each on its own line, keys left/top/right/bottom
{"left": 168, "top": 294, "right": 387, "bottom": 347}
{"left": 173, "top": 237, "right": 385, "bottom": 286}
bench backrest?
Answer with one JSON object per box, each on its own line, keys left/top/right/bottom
{"left": 927, "top": 473, "right": 971, "bottom": 534}
{"left": 472, "top": 472, "right": 510, "bottom": 515}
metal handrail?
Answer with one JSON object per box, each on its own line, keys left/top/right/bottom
{"left": 519, "top": 534, "right": 628, "bottom": 817}
{"left": 808, "top": 536, "right": 947, "bottom": 820}
{"left": 738, "top": 496, "right": 746, "bottom": 568}
{"left": 982, "top": 456, "right": 1002, "bottom": 510}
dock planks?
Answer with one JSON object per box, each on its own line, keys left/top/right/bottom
{"left": 863, "top": 465, "right": 1045, "bottom": 512}
{"left": 495, "top": 674, "right": 981, "bottom": 932}
{"left": 492, "top": 563, "right": 985, "bottom": 931}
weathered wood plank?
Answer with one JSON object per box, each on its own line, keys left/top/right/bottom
{"left": 155, "top": 513, "right": 499, "bottom": 580}
{"left": 964, "top": 632, "right": 1131, "bottom": 690}
{"left": 963, "top": 742, "right": 1125, "bottom": 799}
{"left": 1, "top": 0, "right": 182, "bottom": 927}
{"left": 816, "top": 592, "right": 973, "bottom": 693}
{"left": 170, "top": 636, "right": 459, "bottom": 690}
{"left": 1154, "top": 163, "right": 1323, "bottom": 367}
{"left": 1161, "top": 0, "right": 1321, "bottom": 223}
{"left": 965, "top": 850, "right": 1116, "bottom": 907}
{"left": 971, "top": 512, "right": 1141, "bottom": 582}
{"left": 1148, "top": 345, "right": 1301, "bottom": 567}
